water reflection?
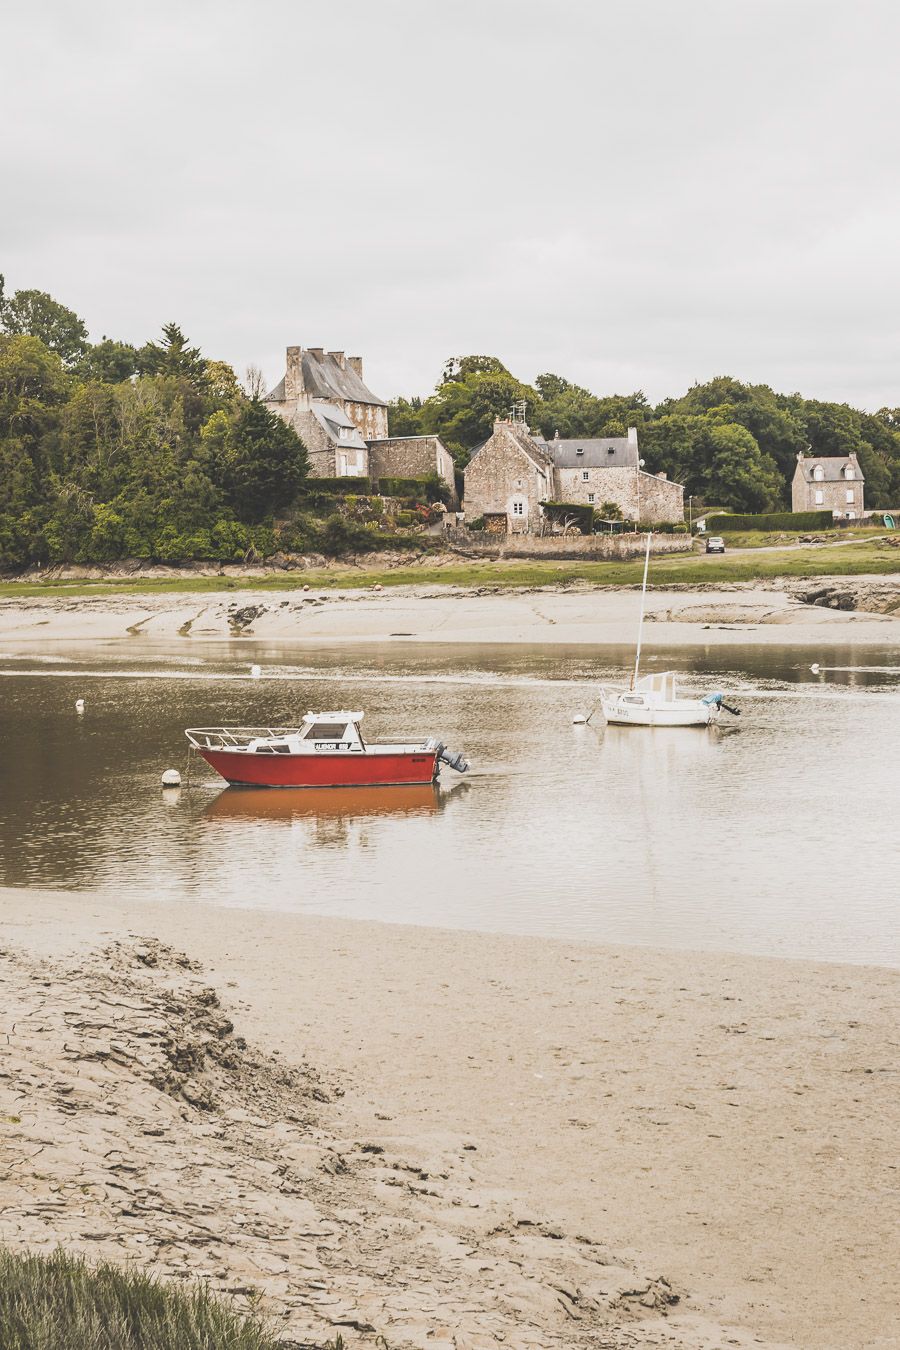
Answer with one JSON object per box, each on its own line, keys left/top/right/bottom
{"left": 205, "top": 782, "right": 446, "bottom": 822}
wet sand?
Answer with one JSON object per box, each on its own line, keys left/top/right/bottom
{"left": 2, "top": 888, "right": 897, "bottom": 1349}
{"left": 1, "top": 578, "right": 899, "bottom": 648}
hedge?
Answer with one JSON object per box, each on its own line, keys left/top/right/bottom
{"left": 302, "top": 476, "right": 370, "bottom": 495}
{"left": 542, "top": 501, "right": 595, "bottom": 534}
{"left": 705, "top": 510, "right": 835, "bottom": 532}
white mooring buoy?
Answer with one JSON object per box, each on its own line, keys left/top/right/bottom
{"left": 810, "top": 663, "right": 821, "bottom": 675}
{"left": 250, "top": 663, "right": 261, "bottom": 679}
{"left": 161, "top": 768, "right": 182, "bottom": 788}
{"left": 75, "top": 698, "right": 85, "bottom": 714}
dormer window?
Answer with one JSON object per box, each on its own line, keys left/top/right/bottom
{"left": 844, "top": 465, "right": 854, "bottom": 479}
{"left": 576, "top": 448, "right": 584, "bottom": 456}
{"left": 813, "top": 465, "right": 825, "bottom": 481}
{"left": 607, "top": 447, "right": 615, "bottom": 455}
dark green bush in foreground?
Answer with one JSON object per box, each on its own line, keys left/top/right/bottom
{"left": 0, "top": 1248, "right": 298, "bottom": 1350}
{"left": 705, "top": 510, "right": 835, "bottom": 532}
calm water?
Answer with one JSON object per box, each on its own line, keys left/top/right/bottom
{"left": 1, "top": 640, "right": 898, "bottom": 966}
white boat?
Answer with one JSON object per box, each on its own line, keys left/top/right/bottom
{"left": 599, "top": 533, "right": 738, "bottom": 728}
{"left": 600, "top": 672, "right": 724, "bottom": 726}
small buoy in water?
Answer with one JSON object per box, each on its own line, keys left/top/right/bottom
{"left": 161, "top": 768, "right": 181, "bottom": 788}
{"left": 810, "top": 663, "right": 821, "bottom": 674}
{"left": 250, "top": 663, "right": 261, "bottom": 679}
{"left": 75, "top": 698, "right": 85, "bottom": 714}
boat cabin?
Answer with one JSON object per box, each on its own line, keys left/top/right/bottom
{"left": 247, "top": 711, "right": 365, "bottom": 756}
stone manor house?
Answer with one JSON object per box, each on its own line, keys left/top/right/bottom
{"left": 792, "top": 450, "right": 865, "bottom": 519}
{"left": 463, "top": 419, "right": 684, "bottom": 532}
{"left": 265, "top": 346, "right": 457, "bottom": 503}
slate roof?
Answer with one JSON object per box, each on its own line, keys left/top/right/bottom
{"left": 266, "top": 350, "right": 386, "bottom": 408}
{"left": 540, "top": 437, "right": 638, "bottom": 469}
{"left": 796, "top": 455, "right": 865, "bottom": 483}
{"left": 311, "top": 403, "right": 368, "bottom": 450}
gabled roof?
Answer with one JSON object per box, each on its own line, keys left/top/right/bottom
{"left": 466, "top": 422, "right": 554, "bottom": 476}
{"left": 540, "top": 436, "right": 638, "bottom": 469}
{"left": 266, "top": 350, "right": 386, "bottom": 408}
{"left": 796, "top": 455, "right": 865, "bottom": 483}
{"left": 310, "top": 403, "right": 367, "bottom": 450}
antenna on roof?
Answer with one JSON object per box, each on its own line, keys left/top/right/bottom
{"left": 509, "top": 399, "right": 527, "bottom": 424}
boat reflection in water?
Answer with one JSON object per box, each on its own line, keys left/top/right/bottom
{"left": 204, "top": 781, "right": 451, "bottom": 823}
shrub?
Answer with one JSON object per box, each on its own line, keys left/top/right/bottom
{"left": 542, "top": 501, "right": 594, "bottom": 534}
{"left": 302, "top": 476, "right": 370, "bottom": 495}
{"left": 705, "top": 510, "right": 835, "bottom": 532}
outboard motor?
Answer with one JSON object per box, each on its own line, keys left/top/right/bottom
{"left": 439, "top": 746, "right": 469, "bottom": 774}
{"left": 702, "top": 692, "right": 741, "bottom": 716}
{"left": 428, "top": 739, "right": 469, "bottom": 773}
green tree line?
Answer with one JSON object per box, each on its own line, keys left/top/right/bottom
{"left": 390, "top": 357, "right": 900, "bottom": 513}
{"left": 0, "top": 278, "right": 309, "bottom": 567}
{"left": 2, "top": 277, "right": 899, "bottom": 570}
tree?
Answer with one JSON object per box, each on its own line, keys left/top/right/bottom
{"left": 0, "top": 276, "right": 89, "bottom": 368}
{"left": 138, "top": 323, "right": 207, "bottom": 384}
{"left": 210, "top": 398, "right": 309, "bottom": 522}
{"left": 77, "top": 338, "right": 140, "bottom": 383}
{"left": 418, "top": 361, "right": 540, "bottom": 464}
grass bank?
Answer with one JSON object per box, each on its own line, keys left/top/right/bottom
{"left": 1, "top": 541, "right": 899, "bottom": 599}
{"left": 717, "top": 526, "right": 889, "bottom": 549}
{"left": 0, "top": 1247, "right": 332, "bottom": 1350}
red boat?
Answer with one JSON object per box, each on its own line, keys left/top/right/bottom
{"left": 186, "top": 711, "right": 469, "bottom": 789}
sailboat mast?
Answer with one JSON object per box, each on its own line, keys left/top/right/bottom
{"left": 630, "top": 531, "right": 652, "bottom": 690}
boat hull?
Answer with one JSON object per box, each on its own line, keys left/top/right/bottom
{"left": 601, "top": 698, "right": 720, "bottom": 727}
{"left": 197, "top": 746, "right": 441, "bottom": 788}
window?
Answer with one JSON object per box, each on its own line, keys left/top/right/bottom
{"left": 305, "top": 723, "right": 348, "bottom": 739}
{"left": 844, "top": 465, "right": 854, "bottom": 479}
{"left": 813, "top": 465, "right": 825, "bottom": 481}
{"left": 607, "top": 447, "right": 615, "bottom": 455}
{"left": 588, "top": 493, "right": 595, "bottom": 503}
{"left": 814, "top": 489, "right": 824, "bottom": 504}
{"left": 512, "top": 500, "right": 525, "bottom": 516}
{"left": 846, "top": 489, "right": 854, "bottom": 503}
{"left": 576, "top": 448, "right": 584, "bottom": 456}
{"left": 582, "top": 470, "right": 589, "bottom": 482}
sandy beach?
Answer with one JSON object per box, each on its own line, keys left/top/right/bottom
{"left": 1, "top": 576, "right": 899, "bottom": 648}
{"left": 2, "top": 888, "right": 898, "bottom": 1349}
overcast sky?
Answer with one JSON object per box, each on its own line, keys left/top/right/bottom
{"left": 3, "top": 1, "right": 898, "bottom": 409}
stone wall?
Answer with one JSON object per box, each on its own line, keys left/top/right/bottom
{"left": 444, "top": 531, "right": 693, "bottom": 560}
{"left": 792, "top": 473, "right": 865, "bottom": 517}
{"left": 293, "top": 411, "right": 338, "bottom": 477}
{"left": 463, "top": 425, "right": 553, "bottom": 534}
{"left": 554, "top": 466, "right": 684, "bottom": 523}
{"left": 367, "top": 436, "right": 457, "bottom": 503}
{"left": 345, "top": 399, "right": 388, "bottom": 441}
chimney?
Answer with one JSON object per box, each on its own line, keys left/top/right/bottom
{"left": 347, "top": 356, "right": 363, "bottom": 378}
{"left": 308, "top": 347, "right": 325, "bottom": 361}
{"left": 285, "top": 345, "right": 302, "bottom": 400}
{"left": 657, "top": 471, "right": 667, "bottom": 480}
{"left": 328, "top": 351, "right": 346, "bottom": 368}
{"left": 627, "top": 426, "right": 638, "bottom": 447}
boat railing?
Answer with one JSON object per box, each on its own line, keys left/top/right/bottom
{"left": 185, "top": 727, "right": 299, "bottom": 751}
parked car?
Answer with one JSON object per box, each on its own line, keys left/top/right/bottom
{"left": 705, "top": 536, "right": 726, "bottom": 554}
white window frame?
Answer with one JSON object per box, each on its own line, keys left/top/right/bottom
{"left": 845, "top": 489, "right": 854, "bottom": 503}
{"left": 511, "top": 499, "right": 525, "bottom": 517}
{"left": 588, "top": 493, "right": 595, "bottom": 503}
{"left": 813, "top": 465, "right": 825, "bottom": 481}
{"left": 582, "top": 470, "right": 589, "bottom": 482}
{"left": 814, "top": 489, "right": 824, "bottom": 504}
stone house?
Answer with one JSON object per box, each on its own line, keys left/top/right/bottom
{"left": 265, "top": 346, "right": 456, "bottom": 502}
{"left": 463, "top": 420, "right": 684, "bottom": 531}
{"left": 792, "top": 451, "right": 865, "bottom": 519}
